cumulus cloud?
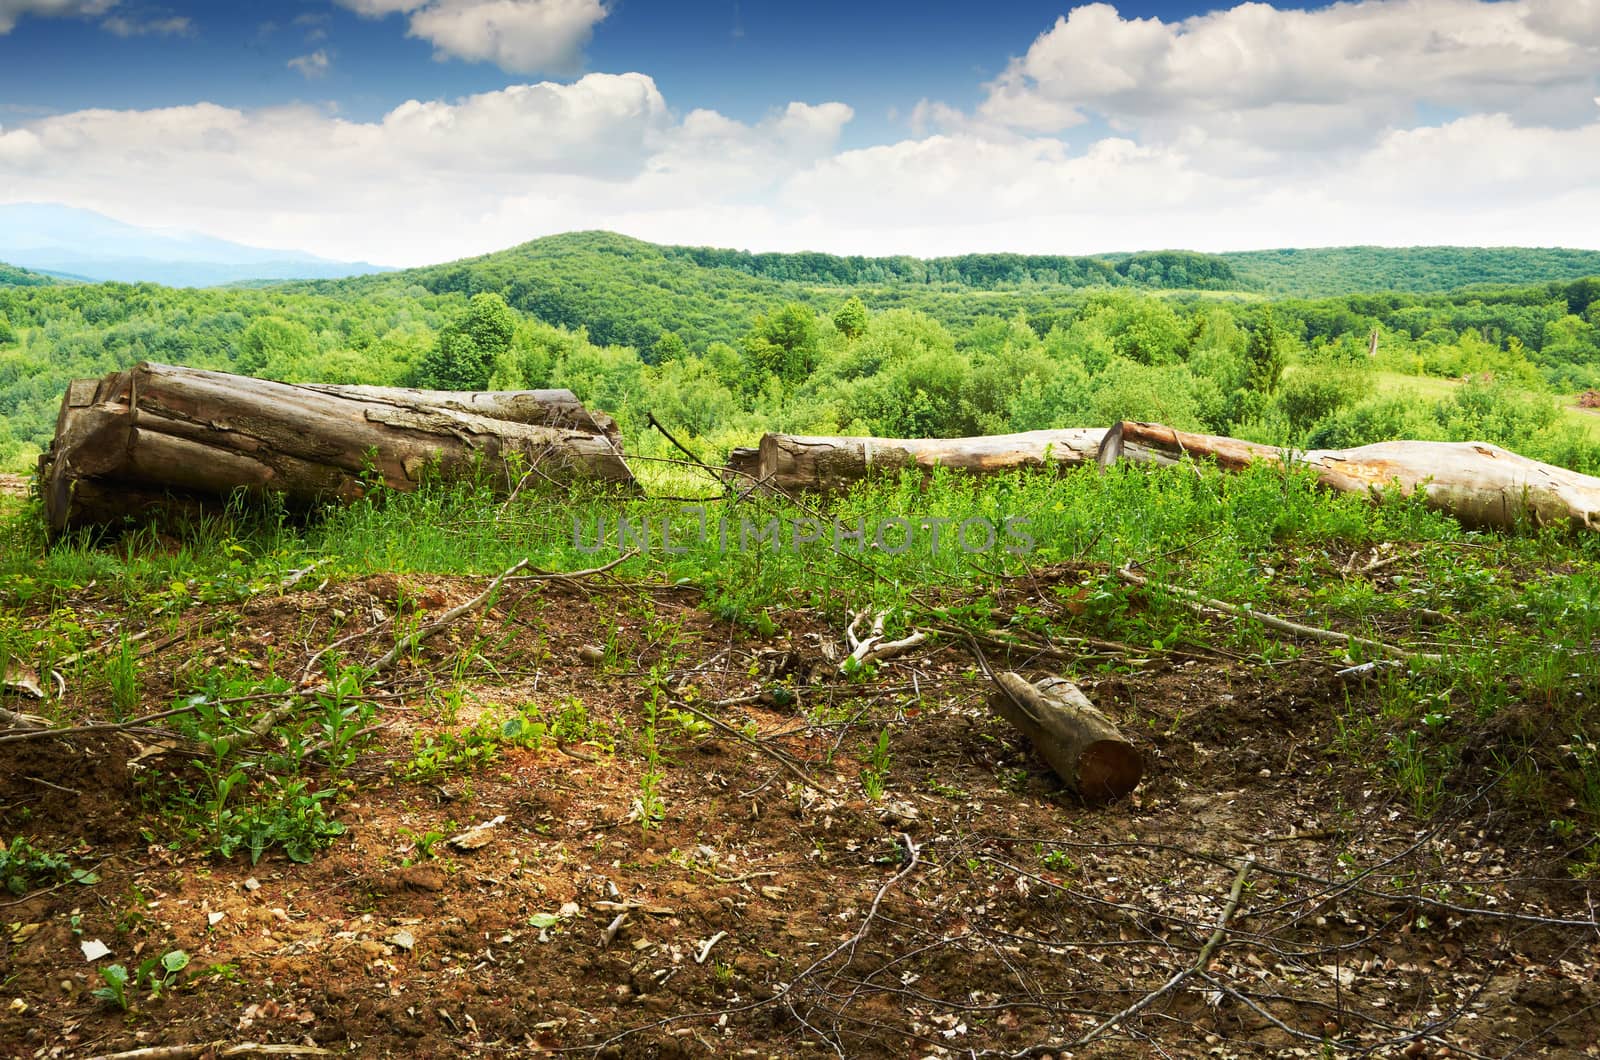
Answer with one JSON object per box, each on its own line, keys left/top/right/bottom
{"left": 287, "top": 49, "right": 332, "bottom": 78}
{"left": 0, "top": 75, "right": 855, "bottom": 262}
{"left": 0, "top": 0, "right": 115, "bottom": 34}
{"left": 336, "top": 0, "right": 608, "bottom": 75}
{"left": 980, "top": 0, "right": 1600, "bottom": 152}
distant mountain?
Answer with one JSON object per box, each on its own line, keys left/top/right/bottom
{"left": 0, "top": 203, "right": 390, "bottom": 287}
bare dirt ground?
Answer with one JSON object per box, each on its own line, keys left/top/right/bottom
{"left": 0, "top": 474, "right": 28, "bottom": 499}
{"left": 2, "top": 573, "right": 1598, "bottom": 1058}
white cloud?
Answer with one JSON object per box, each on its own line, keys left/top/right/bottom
{"left": 335, "top": 0, "right": 608, "bottom": 75}
{"left": 287, "top": 50, "right": 332, "bottom": 78}
{"left": 336, "top": 0, "right": 426, "bottom": 15}
{"left": 0, "top": 76, "right": 847, "bottom": 262}
{"left": 980, "top": 0, "right": 1600, "bottom": 152}
{"left": 0, "top": 0, "right": 114, "bottom": 34}
{"left": 100, "top": 14, "right": 190, "bottom": 37}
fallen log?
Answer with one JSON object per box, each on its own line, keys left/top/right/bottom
{"left": 988, "top": 671, "right": 1143, "bottom": 802}
{"left": 38, "top": 363, "right": 635, "bottom": 533}
{"left": 748, "top": 428, "right": 1107, "bottom": 493}
{"left": 1099, "top": 421, "right": 1600, "bottom": 532}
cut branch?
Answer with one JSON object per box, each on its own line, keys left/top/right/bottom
{"left": 987, "top": 671, "right": 1143, "bottom": 802}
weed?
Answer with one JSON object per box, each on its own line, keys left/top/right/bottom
{"left": 0, "top": 837, "right": 97, "bottom": 895}
{"left": 861, "top": 728, "right": 892, "bottom": 801}
{"left": 314, "top": 660, "right": 377, "bottom": 777}
{"left": 1040, "top": 848, "right": 1077, "bottom": 875}
{"left": 663, "top": 706, "right": 712, "bottom": 744}
{"left": 400, "top": 827, "right": 447, "bottom": 864}
{"left": 107, "top": 630, "right": 139, "bottom": 719}
{"left": 92, "top": 964, "right": 130, "bottom": 1011}
{"left": 399, "top": 703, "right": 547, "bottom": 782}
{"left": 553, "top": 696, "right": 595, "bottom": 745}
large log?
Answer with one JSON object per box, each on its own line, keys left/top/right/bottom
{"left": 749, "top": 429, "right": 1107, "bottom": 493}
{"left": 1099, "top": 420, "right": 1600, "bottom": 532}
{"left": 39, "top": 362, "right": 635, "bottom": 534}
{"left": 988, "top": 672, "right": 1143, "bottom": 802}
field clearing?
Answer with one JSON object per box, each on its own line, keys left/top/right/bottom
{"left": 1372, "top": 369, "right": 1600, "bottom": 441}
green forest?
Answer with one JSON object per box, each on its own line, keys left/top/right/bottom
{"left": 3, "top": 231, "right": 1599, "bottom": 478}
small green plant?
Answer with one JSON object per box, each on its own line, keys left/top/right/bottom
{"left": 860, "top": 728, "right": 892, "bottom": 801}
{"left": 93, "top": 964, "right": 130, "bottom": 1011}
{"left": 108, "top": 631, "right": 140, "bottom": 719}
{"left": 0, "top": 836, "right": 97, "bottom": 895}
{"left": 135, "top": 949, "right": 190, "bottom": 1000}
{"left": 552, "top": 697, "right": 593, "bottom": 745}
{"left": 116, "top": 886, "right": 152, "bottom": 935}
{"left": 635, "top": 655, "right": 683, "bottom": 833}
{"left": 663, "top": 707, "right": 712, "bottom": 743}
{"left": 398, "top": 704, "right": 546, "bottom": 782}
{"left": 400, "top": 826, "right": 447, "bottom": 863}
{"left": 1040, "top": 847, "right": 1077, "bottom": 875}
{"left": 1387, "top": 730, "right": 1445, "bottom": 817}
{"left": 316, "top": 660, "right": 377, "bottom": 777}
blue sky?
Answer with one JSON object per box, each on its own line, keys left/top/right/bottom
{"left": 0, "top": 0, "right": 1596, "bottom": 264}
{"left": 0, "top": 2, "right": 1262, "bottom": 132}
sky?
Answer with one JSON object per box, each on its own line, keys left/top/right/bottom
{"left": 0, "top": 0, "right": 1597, "bottom": 266}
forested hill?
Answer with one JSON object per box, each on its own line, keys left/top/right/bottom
{"left": 0, "top": 261, "right": 59, "bottom": 287}
{"left": 659, "top": 245, "right": 1241, "bottom": 290}
{"left": 300, "top": 233, "right": 1253, "bottom": 350}
{"left": 683, "top": 243, "right": 1600, "bottom": 296}
{"left": 1222, "top": 246, "right": 1600, "bottom": 296}
{"left": 302, "top": 232, "right": 1600, "bottom": 351}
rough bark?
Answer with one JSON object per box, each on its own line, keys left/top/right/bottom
{"left": 749, "top": 429, "right": 1108, "bottom": 493}
{"left": 1099, "top": 420, "right": 1600, "bottom": 532}
{"left": 723, "top": 446, "right": 761, "bottom": 487}
{"left": 39, "top": 362, "right": 634, "bottom": 534}
{"left": 988, "top": 672, "right": 1143, "bottom": 802}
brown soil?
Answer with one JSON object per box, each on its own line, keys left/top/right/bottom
{"left": 1, "top": 575, "right": 1597, "bottom": 1058}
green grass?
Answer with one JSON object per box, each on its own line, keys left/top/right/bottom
{"left": 1374, "top": 369, "right": 1600, "bottom": 443}
{"left": 2, "top": 462, "right": 1598, "bottom": 868}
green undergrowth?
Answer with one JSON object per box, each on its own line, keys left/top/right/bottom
{"left": 3, "top": 461, "right": 1599, "bottom": 871}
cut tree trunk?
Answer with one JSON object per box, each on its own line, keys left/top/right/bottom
{"left": 748, "top": 429, "right": 1107, "bottom": 493}
{"left": 988, "top": 671, "right": 1143, "bottom": 802}
{"left": 1098, "top": 420, "right": 1600, "bottom": 532}
{"left": 39, "top": 362, "right": 635, "bottom": 534}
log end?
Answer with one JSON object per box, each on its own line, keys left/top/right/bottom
{"left": 1095, "top": 421, "right": 1127, "bottom": 469}
{"left": 1076, "top": 739, "right": 1144, "bottom": 802}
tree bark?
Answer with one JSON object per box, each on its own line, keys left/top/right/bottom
{"left": 39, "top": 362, "right": 635, "bottom": 534}
{"left": 748, "top": 429, "right": 1107, "bottom": 493}
{"left": 1098, "top": 420, "right": 1600, "bottom": 532}
{"left": 988, "top": 671, "right": 1143, "bottom": 802}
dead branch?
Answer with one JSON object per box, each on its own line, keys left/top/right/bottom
{"left": 1118, "top": 566, "right": 1439, "bottom": 663}
{"left": 666, "top": 697, "right": 837, "bottom": 796}
{"left": 86, "top": 1043, "right": 333, "bottom": 1060}
{"left": 1071, "top": 854, "right": 1256, "bottom": 1047}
